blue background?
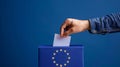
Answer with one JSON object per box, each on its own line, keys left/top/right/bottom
{"left": 0, "top": 0, "right": 120, "bottom": 67}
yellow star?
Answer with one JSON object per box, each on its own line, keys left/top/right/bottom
{"left": 56, "top": 50, "right": 59, "bottom": 53}
{"left": 67, "top": 60, "right": 69, "bottom": 63}
{"left": 52, "top": 57, "right": 55, "bottom": 59}
{"left": 60, "top": 49, "right": 62, "bottom": 52}
{"left": 56, "top": 63, "right": 59, "bottom": 66}
{"left": 60, "top": 64, "right": 62, "bottom": 67}
{"left": 64, "top": 50, "right": 67, "bottom": 53}
{"left": 64, "top": 63, "right": 67, "bottom": 66}
{"left": 67, "top": 53, "right": 69, "bottom": 55}
{"left": 68, "top": 57, "right": 71, "bottom": 59}
{"left": 53, "top": 61, "right": 56, "bottom": 63}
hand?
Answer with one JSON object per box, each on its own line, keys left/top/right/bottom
{"left": 60, "top": 18, "right": 90, "bottom": 37}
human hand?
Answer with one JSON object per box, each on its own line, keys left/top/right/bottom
{"left": 60, "top": 18, "right": 90, "bottom": 37}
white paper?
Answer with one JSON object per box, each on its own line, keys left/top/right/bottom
{"left": 53, "top": 33, "right": 71, "bottom": 47}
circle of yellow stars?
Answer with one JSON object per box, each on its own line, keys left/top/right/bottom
{"left": 52, "top": 49, "right": 71, "bottom": 67}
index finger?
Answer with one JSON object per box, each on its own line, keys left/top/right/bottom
{"left": 60, "top": 22, "right": 67, "bottom": 37}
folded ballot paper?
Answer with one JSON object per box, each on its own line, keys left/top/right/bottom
{"left": 38, "top": 33, "right": 84, "bottom": 67}
{"left": 53, "top": 34, "right": 71, "bottom": 47}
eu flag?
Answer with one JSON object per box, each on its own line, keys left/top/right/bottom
{"left": 38, "top": 45, "right": 84, "bottom": 67}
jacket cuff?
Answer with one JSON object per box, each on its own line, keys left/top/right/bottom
{"left": 88, "top": 19, "right": 97, "bottom": 34}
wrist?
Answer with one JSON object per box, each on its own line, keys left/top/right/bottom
{"left": 83, "top": 20, "right": 90, "bottom": 30}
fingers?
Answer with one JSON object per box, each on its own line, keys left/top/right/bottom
{"left": 63, "top": 28, "right": 74, "bottom": 37}
{"left": 60, "top": 18, "right": 73, "bottom": 37}
{"left": 60, "top": 22, "right": 67, "bottom": 37}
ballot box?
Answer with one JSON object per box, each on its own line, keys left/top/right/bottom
{"left": 38, "top": 45, "right": 84, "bottom": 67}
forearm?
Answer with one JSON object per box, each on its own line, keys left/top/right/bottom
{"left": 88, "top": 12, "right": 120, "bottom": 34}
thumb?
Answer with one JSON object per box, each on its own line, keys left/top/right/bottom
{"left": 63, "top": 28, "right": 74, "bottom": 37}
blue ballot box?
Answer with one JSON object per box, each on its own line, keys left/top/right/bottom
{"left": 38, "top": 45, "right": 84, "bottom": 67}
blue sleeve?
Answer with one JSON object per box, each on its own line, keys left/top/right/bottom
{"left": 89, "top": 12, "right": 120, "bottom": 34}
